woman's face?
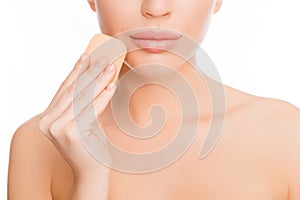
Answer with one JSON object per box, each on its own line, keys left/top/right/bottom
{"left": 87, "top": 0, "right": 222, "bottom": 74}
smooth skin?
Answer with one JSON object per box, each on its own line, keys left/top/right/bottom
{"left": 7, "top": 0, "right": 300, "bottom": 199}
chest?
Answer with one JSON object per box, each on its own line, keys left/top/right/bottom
{"left": 107, "top": 152, "right": 285, "bottom": 200}
{"left": 51, "top": 141, "right": 287, "bottom": 200}
{"left": 51, "top": 116, "right": 289, "bottom": 200}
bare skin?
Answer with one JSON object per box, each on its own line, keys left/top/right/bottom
{"left": 8, "top": 85, "right": 300, "bottom": 200}
{"left": 7, "top": 0, "right": 300, "bottom": 199}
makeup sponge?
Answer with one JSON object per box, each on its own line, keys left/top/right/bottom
{"left": 84, "top": 33, "right": 127, "bottom": 82}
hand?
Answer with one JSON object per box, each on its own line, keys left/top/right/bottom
{"left": 39, "top": 53, "right": 116, "bottom": 178}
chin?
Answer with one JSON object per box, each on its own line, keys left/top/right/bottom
{"left": 126, "top": 49, "right": 184, "bottom": 67}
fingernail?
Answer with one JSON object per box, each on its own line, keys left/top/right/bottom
{"left": 96, "top": 57, "right": 107, "bottom": 66}
{"left": 106, "top": 82, "right": 115, "bottom": 90}
{"left": 80, "top": 54, "right": 88, "bottom": 62}
{"left": 104, "top": 64, "right": 115, "bottom": 74}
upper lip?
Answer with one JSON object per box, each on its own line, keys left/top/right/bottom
{"left": 129, "top": 29, "right": 182, "bottom": 40}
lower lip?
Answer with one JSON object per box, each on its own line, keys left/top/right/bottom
{"left": 130, "top": 38, "right": 180, "bottom": 53}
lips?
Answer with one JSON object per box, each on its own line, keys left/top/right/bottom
{"left": 129, "top": 29, "right": 182, "bottom": 53}
{"left": 129, "top": 29, "right": 182, "bottom": 40}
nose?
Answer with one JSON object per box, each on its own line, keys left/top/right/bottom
{"left": 141, "top": 0, "right": 172, "bottom": 19}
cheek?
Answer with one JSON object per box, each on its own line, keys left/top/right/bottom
{"left": 178, "top": 0, "right": 215, "bottom": 43}
{"left": 95, "top": 0, "right": 139, "bottom": 36}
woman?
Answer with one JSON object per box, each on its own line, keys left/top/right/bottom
{"left": 7, "top": 0, "right": 300, "bottom": 199}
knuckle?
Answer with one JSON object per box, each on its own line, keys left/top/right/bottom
{"left": 61, "top": 79, "right": 70, "bottom": 89}
{"left": 77, "top": 91, "right": 86, "bottom": 102}
{"left": 86, "top": 69, "right": 98, "bottom": 81}
{"left": 75, "top": 55, "right": 88, "bottom": 72}
{"left": 75, "top": 61, "right": 81, "bottom": 70}
{"left": 39, "top": 115, "right": 49, "bottom": 133}
{"left": 88, "top": 62, "right": 104, "bottom": 76}
{"left": 49, "top": 121, "right": 77, "bottom": 145}
{"left": 49, "top": 122, "right": 61, "bottom": 138}
{"left": 98, "top": 75, "right": 109, "bottom": 85}
{"left": 62, "top": 124, "right": 79, "bottom": 144}
{"left": 64, "top": 131, "right": 76, "bottom": 144}
{"left": 65, "top": 83, "right": 75, "bottom": 97}
{"left": 75, "top": 58, "right": 83, "bottom": 70}
{"left": 64, "top": 122, "right": 74, "bottom": 134}
{"left": 39, "top": 114, "right": 47, "bottom": 125}
{"left": 77, "top": 87, "right": 94, "bottom": 103}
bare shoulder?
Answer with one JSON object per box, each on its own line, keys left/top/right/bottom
{"left": 227, "top": 85, "right": 300, "bottom": 144}
{"left": 226, "top": 86, "right": 300, "bottom": 199}
{"left": 226, "top": 85, "right": 300, "bottom": 125}
{"left": 8, "top": 114, "right": 71, "bottom": 200}
{"left": 259, "top": 98, "right": 300, "bottom": 200}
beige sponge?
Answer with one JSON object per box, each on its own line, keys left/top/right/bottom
{"left": 84, "top": 33, "right": 127, "bottom": 82}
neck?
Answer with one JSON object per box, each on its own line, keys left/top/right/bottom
{"left": 112, "top": 54, "right": 213, "bottom": 127}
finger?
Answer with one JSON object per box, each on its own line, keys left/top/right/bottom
{"left": 43, "top": 63, "right": 117, "bottom": 135}
{"left": 42, "top": 56, "right": 108, "bottom": 128}
{"left": 73, "top": 63, "right": 116, "bottom": 116}
{"left": 77, "top": 81, "right": 116, "bottom": 126}
{"left": 46, "top": 81, "right": 116, "bottom": 151}
{"left": 47, "top": 104, "right": 75, "bottom": 141}
{"left": 73, "top": 56, "right": 108, "bottom": 98}
{"left": 94, "top": 82, "right": 116, "bottom": 114}
{"left": 44, "top": 54, "right": 89, "bottom": 114}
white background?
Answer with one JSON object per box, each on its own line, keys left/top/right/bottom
{"left": 1, "top": 0, "right": 300, "bottom": 198}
